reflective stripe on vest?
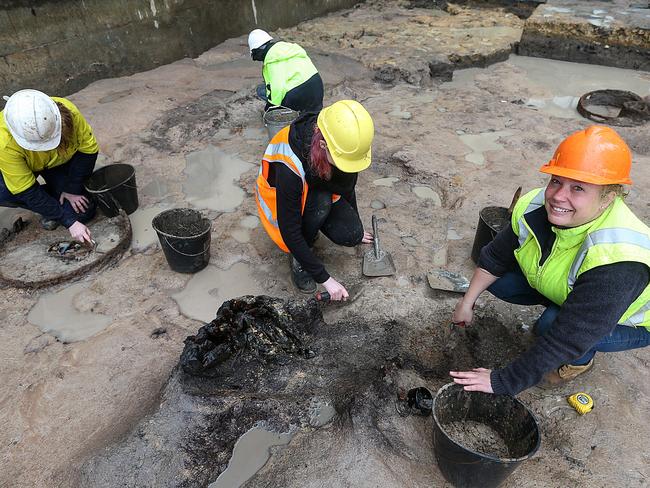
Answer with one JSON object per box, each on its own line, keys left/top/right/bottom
{"left": 568, "top": 227, "right": 650, "bottom": 288}
{"left": 516, "top": 189, "right": 545, "bottom": 247}
{"left": 255, "top": 127, "right": 308, "bottom": 252}
{"left": 622, "top": 301, "right": 650, "bottom": 327}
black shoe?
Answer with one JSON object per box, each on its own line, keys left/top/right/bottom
{"left": 40, "top": 218, "right": 59, "bottom": 231}
{"left": 290, "top": 256, "right": 317, "bottom": 294}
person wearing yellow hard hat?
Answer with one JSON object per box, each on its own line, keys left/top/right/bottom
{"left": 255, "top": 100, "right": 374, "bottom": 299}
{"left": 0, "top": 89, "right": 98, "bottom": 244}
{"left": 449, "top": 126, "right": 650, "bottom": 395}
{"left": 248, "top": 29, "right": 324, "bottom": 113}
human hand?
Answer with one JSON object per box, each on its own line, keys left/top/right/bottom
{"left": 452, "top": 298, "right": 474, "bottom": 326}
{"left": 60, "top": 192, "right": 90, "bottom": 214}
{"left": 69, "top": 221, "right": 92, "bottom": 244}
{"left": 361, "top": 230, "right": 374, "bottom": 244}
{"left": 450, "top": 368, "right": 493, "bottom": 393}
{"left": 322, "top": 277, "right": 349, "bottom": 301}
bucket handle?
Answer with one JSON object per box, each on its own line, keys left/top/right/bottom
{"left": 163, "top": 236, "right": 210, "bottom": 257}
{"left": 264, "top": 104, "right": 295, "bottom": 113}
{"left": 95, "top": 192, "right": 121, "bottom": 211}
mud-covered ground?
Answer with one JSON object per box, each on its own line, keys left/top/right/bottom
{"left": 1, "top": 1, "right": 650, "bottom": 487}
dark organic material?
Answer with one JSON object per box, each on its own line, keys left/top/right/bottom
{"left": 180, "top": 295, "right": 318, "bottom": 376}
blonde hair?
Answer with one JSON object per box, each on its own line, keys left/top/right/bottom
{"left": 56, "top": 102, "right": 73, "bottom": 156}
{"left": 600, "top": 184, "right": 627, "bottom": 200}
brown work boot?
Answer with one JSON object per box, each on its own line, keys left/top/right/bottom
{"left": 543, "top": 359, "right": 594, "bottom": 386}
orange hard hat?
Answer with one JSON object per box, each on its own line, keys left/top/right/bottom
{"left": 539, "top": 125, "right": 633, "bottom": 185}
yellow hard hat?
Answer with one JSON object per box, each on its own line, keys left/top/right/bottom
{"left": 317, "top": 100, "right": 374, "bottom": 173}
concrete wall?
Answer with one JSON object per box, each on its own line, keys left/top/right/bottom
{"left": 0, "top": 0, "right": 360, "bottom": 97}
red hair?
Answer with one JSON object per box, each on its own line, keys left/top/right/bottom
{"left": 309, "top": 126, "right": 332, "bottom": 180}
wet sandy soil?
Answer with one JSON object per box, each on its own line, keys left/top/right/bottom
{"left": 1, "top": 1, "right": 650, "bottom": 487}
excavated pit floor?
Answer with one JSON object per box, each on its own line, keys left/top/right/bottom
{"left": 1, "top": 1, "right": 650, "bottom": 487}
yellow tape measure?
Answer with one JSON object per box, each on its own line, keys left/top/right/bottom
{"left": 567, "top": 392, "right": 594, "bottom": 415}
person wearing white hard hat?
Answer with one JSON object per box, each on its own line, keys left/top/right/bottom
{"left": 248, "top": 29, "right": 324, "bottom": 113}
{"left": 0, "top": 89, "right": 98, "bottom": 244}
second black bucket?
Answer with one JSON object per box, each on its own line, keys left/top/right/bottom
{"left": 85, "top": 163, "right": 139, "bottom": 217}
{"left": 152, "top": 208, "right": 211, "bottom": 273}
{"left": 432, "top": 383, "right": 540, "bottom": 488}
{"left": 470, "top": 206, "right": 509, "bottom": 264}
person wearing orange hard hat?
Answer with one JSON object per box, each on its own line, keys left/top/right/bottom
{"left": 449, "top": 126, "right": 650, "bottom": 395}
{"left": 255, "top": 100, "right": 374, "bottom": 299}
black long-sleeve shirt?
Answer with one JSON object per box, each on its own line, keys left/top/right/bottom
{"left": 479, "top": 206, "right": 650, "bottom": 395}
{"left": 272, "top": 113, "right": 359, "bottom": 283}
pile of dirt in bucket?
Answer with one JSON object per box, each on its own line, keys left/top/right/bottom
{"left": 443, "top": 420, "right": 510, "bottom": 458}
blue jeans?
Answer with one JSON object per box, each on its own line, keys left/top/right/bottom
{"left": 488, "top": 270, "right": 650, "bottom": 366}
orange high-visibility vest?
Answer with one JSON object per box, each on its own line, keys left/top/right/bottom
{"left": 255, "top": 126, "right": 338, "bottom": 252}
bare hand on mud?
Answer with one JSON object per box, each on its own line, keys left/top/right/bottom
{"left": 322, "top": 277, "right": 349, "bottom": 301}
{"left": 361, "top": 230, "right": 374, "bottom": 244}
{"left": 60, "top": 192, "right": 90, "bottom": 213}
{"left": 69, "top": 221, "right": 92, "bottom": 244}
{"left": 450, "top": 368, "right": 493, "bottom": 394}
{"left": 452, "top": 299, "right": 474, "bottom": 326}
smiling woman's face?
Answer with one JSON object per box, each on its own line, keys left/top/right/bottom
{"left": 544, "top": 176, "right": 614, "bottom": 227}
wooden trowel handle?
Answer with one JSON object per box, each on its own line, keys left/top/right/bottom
{"left": 507, "top": 186, "right": 522, "bottom": 215}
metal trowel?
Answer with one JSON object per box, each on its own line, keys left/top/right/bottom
{"left": 363, "top": 215, "right": 396, "bottom": 277}
{"left": 427, "top": 269, "right": 470, "bottom": 293}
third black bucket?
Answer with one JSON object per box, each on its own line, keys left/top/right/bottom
{"left": 85, "top": 163, "right": 139, "bottom": 217}
{"left": 152, "top": 208, "right": 211, "bottom": 273}
{"left": 432, "top": 383, "right": 540, "bottom": 488}
{"left": 470, "top": 206, "right": 509, "bottom": 264}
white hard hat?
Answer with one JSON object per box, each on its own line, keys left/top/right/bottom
{"left": 248, "top": 29, "right": 273, "bottom": 53}
{"left": 2, "top": 89, "right": 61, "bottom": 151}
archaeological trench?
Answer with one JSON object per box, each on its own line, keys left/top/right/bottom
{"left": 1, "top": 0, "right": 650, "bottom": 487}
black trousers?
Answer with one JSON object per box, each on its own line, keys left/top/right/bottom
{"left": 265, "top": 73, "right": 324, "bottom": 113}
{"left": 301, "top": 189, "right": 363, "bottom": 247}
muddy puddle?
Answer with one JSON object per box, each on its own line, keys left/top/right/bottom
{"left": 208, "top": 425, "right": 293, "bottom": 488}
{"left": 28, "top": 282, "right": 113, "bottom": 343}
{"left": 372, "top": 177, "right": 399, "bottom": 187}
{"left": 412, "top": 186, "right": 442, "bottom": 206}
{"left": 509, "top": 55, "right": 650, "bottom": 119}
{"left": 459, "top": 130, "right": 513, "bottom": 165}
{"left": 231, "top": 215, "right": 260, "bottom": 243}
{"left": 129, "top": 204, "right": 171, "bottom": 251}
{"left": 183, "top": 146, "right": 255, "bottom": 212}
{"left": 171, "top": 262, "right": 264, "bottom": 323}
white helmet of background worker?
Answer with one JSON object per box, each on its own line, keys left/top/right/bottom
{"left": 3, "top": 89, "right": 61, "bottom": 151}
{"left": 248, "top": 29, "right": 273, "bottom": 53}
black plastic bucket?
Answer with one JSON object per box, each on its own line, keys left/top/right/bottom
{"left": 152, "top": 208, "right": 211, "bottom": 273}
{"left": 470, "top": 206, "right": 509, "bottom": 264}
{"left": 432, "top": 383, "right": 540, "bottom": 488}
{"left": 85, "top": 163, "right": 139, "bottom": 217}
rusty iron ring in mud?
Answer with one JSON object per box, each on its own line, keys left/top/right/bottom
{"left": 0, "top": 212, "right": 132, "bottom": 290}
{"left": 577, "top": 89, "right": 650, "bottom": 127}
